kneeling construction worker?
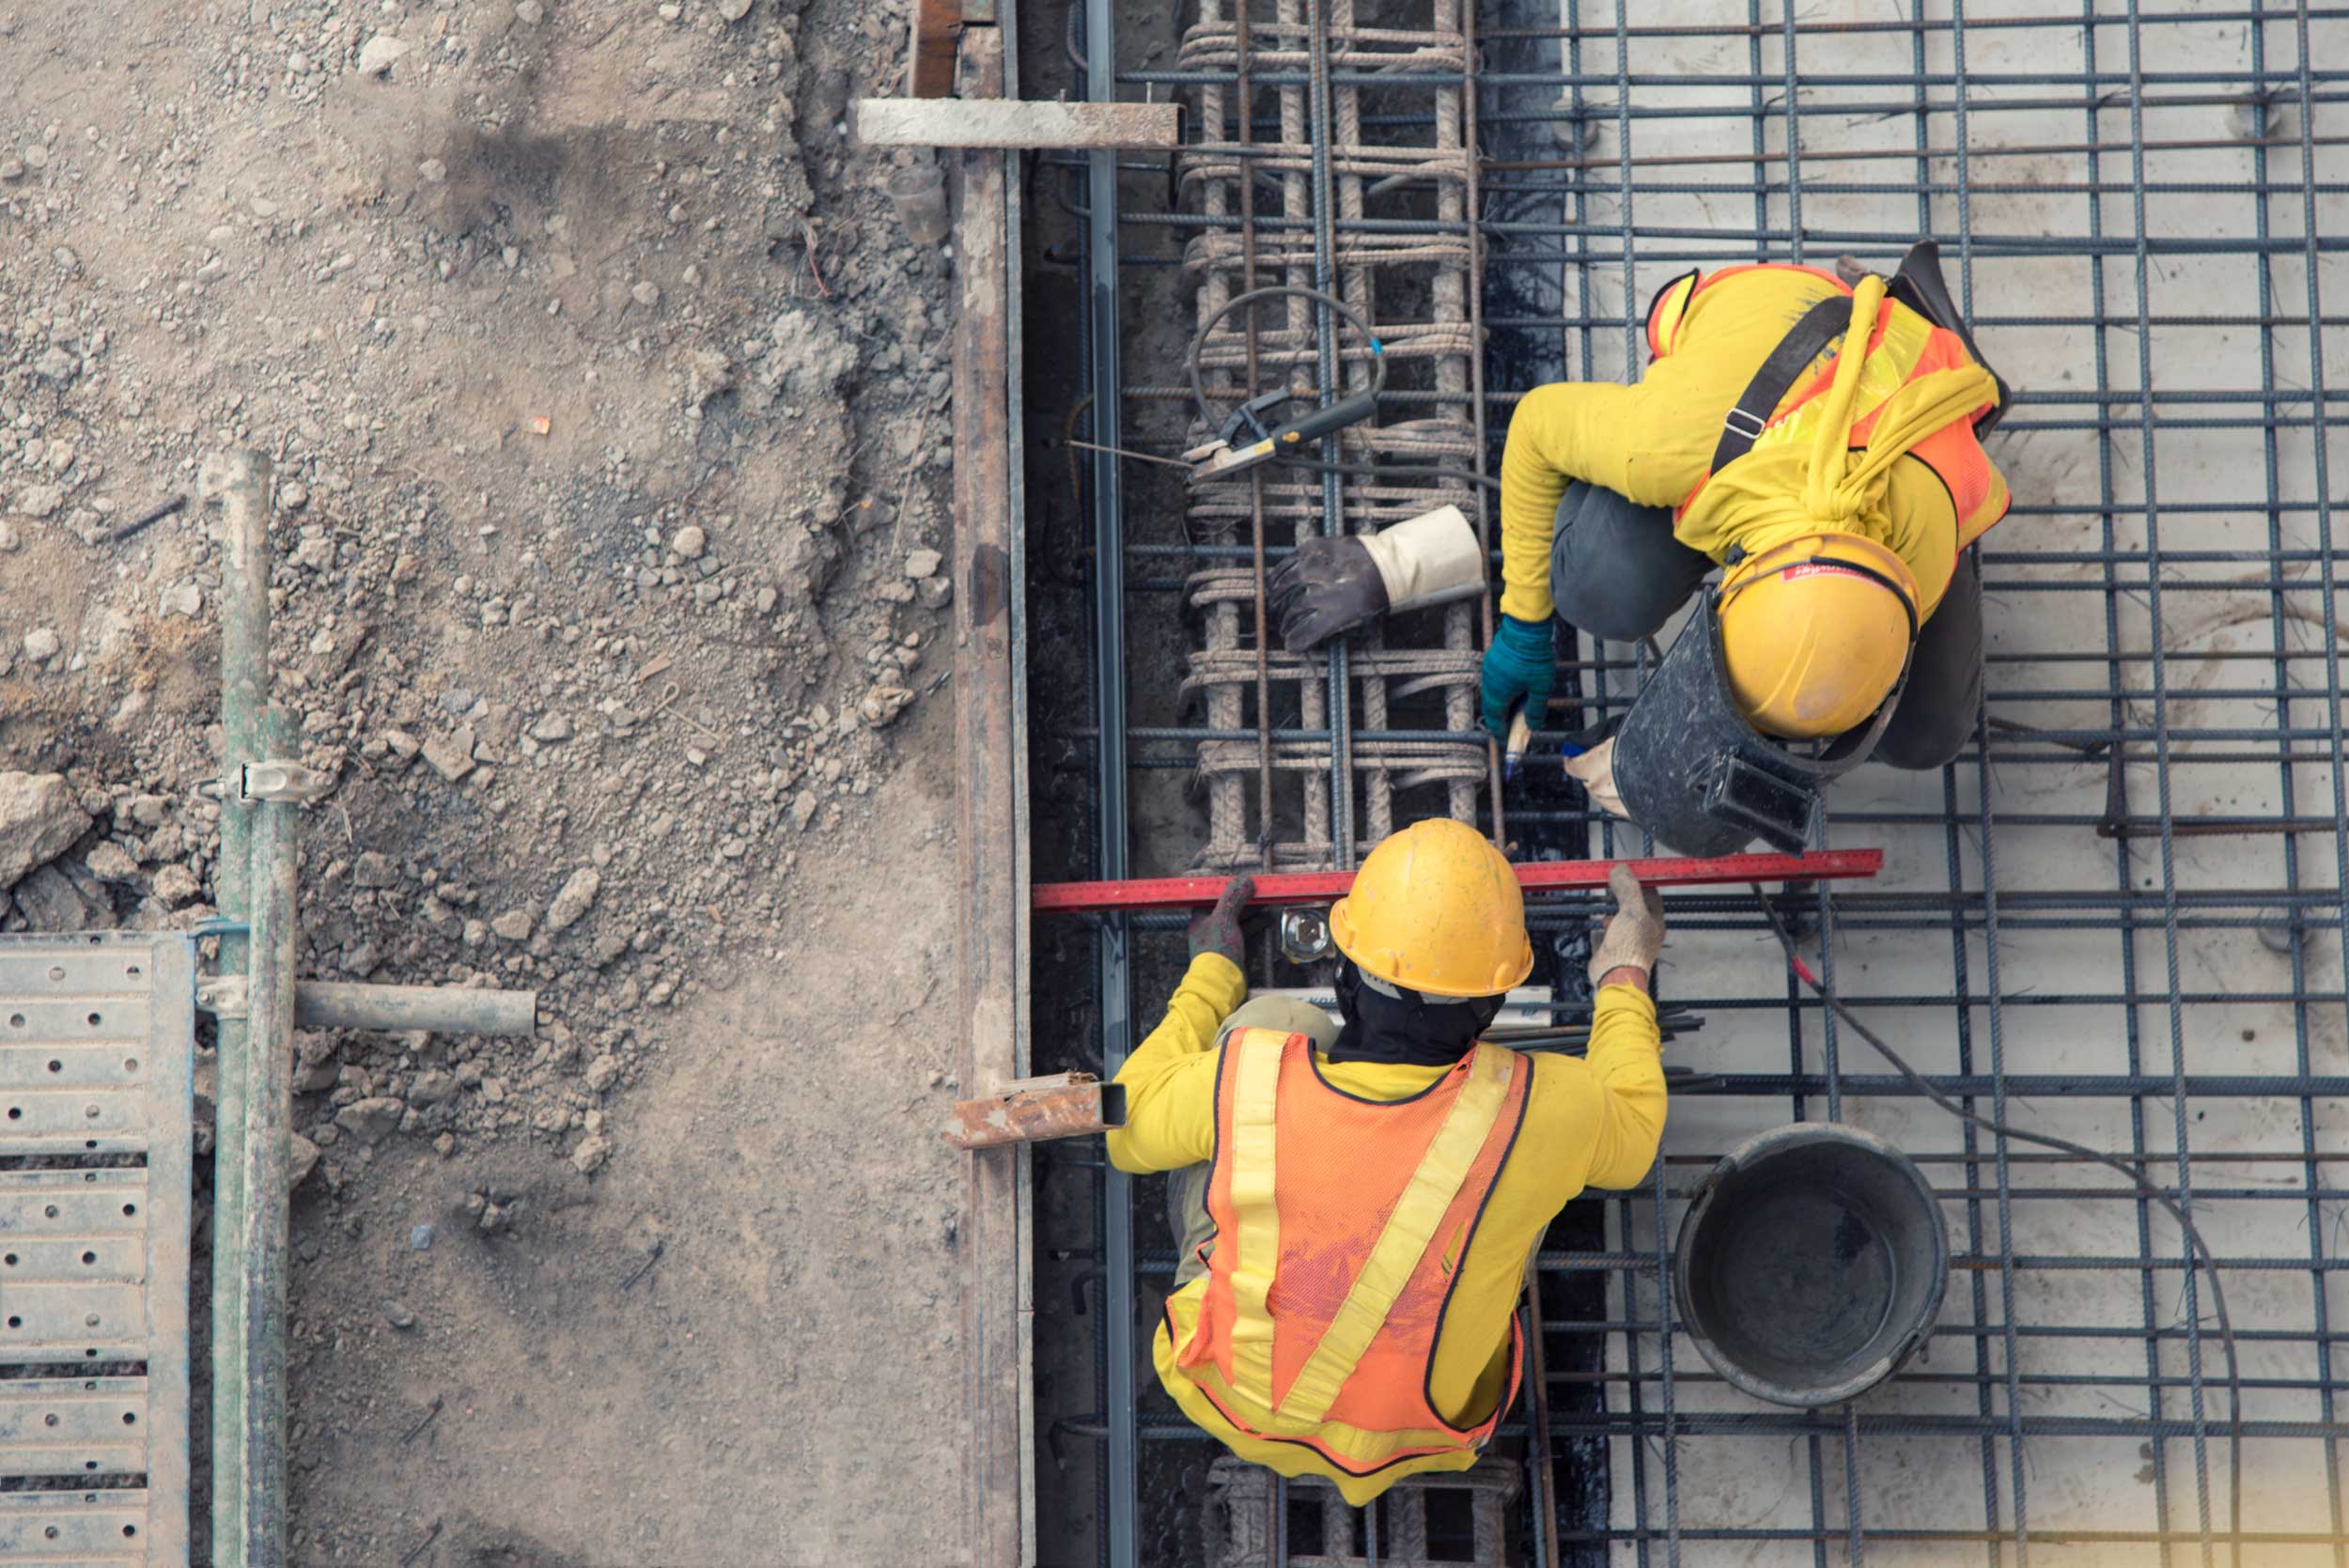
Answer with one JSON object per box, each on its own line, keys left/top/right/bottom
{"left": 1107, "top": 819, "right": 1668, "bottom": 1502}
{"left": 1266, "top": 244, "right": 2012, "bottom": 852}
{"left": 1482, "top": 246, "right": 2013, "bottom": 844}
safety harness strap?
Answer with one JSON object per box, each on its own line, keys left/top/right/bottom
{"left": 1710, "top": 293, "right": 1854, "bottom": 475}
{"left": 1271, "top": 1045, "right": 1516, "bottom": 1427}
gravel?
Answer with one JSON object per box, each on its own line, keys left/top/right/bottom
{"left": 0, "top": 773, "right": 91, "bottom": 888}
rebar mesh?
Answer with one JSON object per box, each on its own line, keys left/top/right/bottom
{"left": 1167, "top": 0, "right": 1496, "bottom": 871}
{"left": 1049, "top": 1, "right": 2349, "bottom": 1563}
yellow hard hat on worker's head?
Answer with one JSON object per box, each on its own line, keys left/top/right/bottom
{"left": 1718, "top": 532, "right": 1921, "bottom": 740}
{"left": 1328, "top": 818, "right": 1532, "bottom": 999}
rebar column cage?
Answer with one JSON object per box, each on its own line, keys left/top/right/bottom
{"left": 1043, "top": 0, "right": 2349, "bottom": 1563}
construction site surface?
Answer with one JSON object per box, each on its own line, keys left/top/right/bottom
{"left": 1, "top": 0, "right": 2345, "bottom": 1565}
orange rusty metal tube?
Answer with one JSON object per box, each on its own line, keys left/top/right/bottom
{"left": 945, "top": 1073, "right": 1128, "bottom": 1149}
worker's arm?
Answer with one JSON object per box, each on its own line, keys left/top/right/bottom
{"left": 1105, "top": 952, "right": 1246, "bottom": 1174}
{"left": 1575, "top": 982, "right": 1669, "bottom": 1189}
{"left": 1498, "top": 380, "right": 1688, "bottom": 623}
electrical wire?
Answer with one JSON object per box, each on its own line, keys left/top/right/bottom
{"left": 1750, "top": 886, "right": 2243, "bottom": 1564}
{"left": 1187, "top": 284, "right": 1388, "bottom": 436}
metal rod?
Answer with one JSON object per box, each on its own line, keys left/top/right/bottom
{"left": 288, "top": 982, "right": 538, "bottom": 1037}
{"left": 1034, "top": 848, "right": 1881, "bottom": 910}
{"left": 226, "top": 703, "right": 300, "bottom": 1567}
{"left": 1081, "top": 0, "right": 1138, "bottom": 1554}
{"left": 206, "top": 447, "right": 269, "bottom": 1568}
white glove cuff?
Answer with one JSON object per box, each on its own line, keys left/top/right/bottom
{"left": 1360, "top": 505, "right": 1486, "bottom": 613}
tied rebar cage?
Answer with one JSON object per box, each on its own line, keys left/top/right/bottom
{"left": 1041, "top": 0, "right": 2349, "bottom": 1563}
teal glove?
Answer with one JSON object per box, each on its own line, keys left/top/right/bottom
{"left": 1479, "top": 614, "right": 1554, "bottom": 742}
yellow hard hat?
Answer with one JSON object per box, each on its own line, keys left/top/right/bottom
{"left": 1718, "top": 532, "right": 1920, "bottom": 740}
{"left": 1328, "top": 818, "right": 1532, "bottom": 998}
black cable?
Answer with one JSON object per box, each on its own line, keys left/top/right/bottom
{"left": 1187, "top": 284, "right": 1389, "bottom": 436}
{"left": 1751, "top": 885, "right": 2242, "bottom": 1564}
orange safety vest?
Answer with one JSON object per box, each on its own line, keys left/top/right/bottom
{"left": 1168, "top": 1027, "right": 1532, "bottom": 1478}
{"left": 1645, "top": 263, "right": 2011, "bottom": 552}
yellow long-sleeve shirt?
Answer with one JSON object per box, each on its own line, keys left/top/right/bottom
{"left": 1107, "top": 954, "right": 1667, "bottom": 1504}
{"left": 1498, "top": 267, "right": 1967, "bottom": 627}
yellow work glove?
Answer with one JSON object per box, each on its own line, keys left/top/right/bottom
{"left": 1564, "top": 737, "right": 1631, "bottom": 821}
{"left": 1588, "top": 862, "right": 1665, "bottom": 988}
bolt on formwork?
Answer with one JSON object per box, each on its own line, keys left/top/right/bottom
{"left": 1034, "top": 0, "right": 2349, "bottom": 1564}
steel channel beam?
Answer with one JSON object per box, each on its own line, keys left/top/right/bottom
{"left": 1081, "top": 0, "right": 1138, "bottom": 1556}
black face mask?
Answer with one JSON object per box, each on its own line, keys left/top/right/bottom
{"left": 1330, "top": 957, "right": 1507, "bottom": 1068}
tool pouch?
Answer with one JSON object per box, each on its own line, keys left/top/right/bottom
{"left": 1610, "top": 592, "right": 1908, "bottom": 856}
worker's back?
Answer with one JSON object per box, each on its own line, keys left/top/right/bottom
{"left": 1143, "top": 986, "right": 1666, "bottom": 1505}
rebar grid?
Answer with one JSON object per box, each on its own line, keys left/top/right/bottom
{"left": 1058, "top": 0, "right": 2349, "bottom": 1564}
{"left": 1176, "top": 0, "right": 1496, "bottom": 872}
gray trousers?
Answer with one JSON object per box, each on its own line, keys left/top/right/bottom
{"left": 1548, "top": 480, "right": 1984, "bottom": 770}
{"left": 1168, "top": 996, "right": 1342, "bottom": 1290}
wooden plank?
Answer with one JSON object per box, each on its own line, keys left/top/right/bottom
{"left": 948, "top": 23, "right": 1029, "bottom": 1567}
{"left": 905, "top": 0, "right": 962, "bottom": 99}
{"left": 855, "top": 97, "right": 1181, "bottom": 150}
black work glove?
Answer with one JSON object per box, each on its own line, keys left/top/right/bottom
{"left": 1186, "top": 875, "right": 1256, "bottom": 967}
{"left": 1268, "top": 536, "right": 1388, "bottom": 653}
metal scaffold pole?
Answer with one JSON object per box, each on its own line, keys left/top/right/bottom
{"left": 203, "top": 452, "right": 538, "bottom": 1564}
{"left": 207, "top": 449, "right": 272, "bottom": 1566}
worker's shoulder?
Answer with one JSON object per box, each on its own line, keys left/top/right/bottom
{"left": 1686, "top": 263, "right": 1844, "bottom": 328}
{"left": 1500, "top": 1047, "right": 1603, "bottom": 1126}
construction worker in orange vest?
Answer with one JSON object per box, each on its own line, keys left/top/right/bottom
{"left": 1107, "top": 819, "right": 1669, "bottom": 1503}
{"left": 1476, "top": 244, "right": 2013, "bottom": 836}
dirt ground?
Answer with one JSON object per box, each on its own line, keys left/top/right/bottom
{"left": 0, "top": 0, "right": 973, "bottom": 1560}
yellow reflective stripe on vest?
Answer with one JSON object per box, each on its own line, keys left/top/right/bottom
{"left": 1271, "top": 1045, "right": 1516, "bottom": 1427}
{"left": 1224, "top": 1030, "right": 1286, "bottom": 1402}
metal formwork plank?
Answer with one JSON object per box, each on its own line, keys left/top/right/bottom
{"left": 0, "top": 934, "right": 194, "bottom": 1566}
{"left": 0, "top": 1379, "right": 154, "bottom": 1477}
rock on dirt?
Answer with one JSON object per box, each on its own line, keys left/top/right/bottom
{"left": 334, "top": 1097, "right": 407, "bottom": 1145}
{"left": 0, "top": 773, "right": 91, "bottom": 888}
{"left": 569, "top": 1134, "right": 613, "bottom": 1174}
{"left": 423, "top": 729, "right": 476, "bottom": 783}
{"left": 544, "top": 868, "right": 601, "bottom": 934}
{"left": 289, "top": 1134, "right": 321, "bottom": 1188}
{"left": 356, "top": 34, "right": 409, "bottom": 76}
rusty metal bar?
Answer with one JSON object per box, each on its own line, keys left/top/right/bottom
{"left": 945, "top": 1073, "right": 1128, "bottom": 1149}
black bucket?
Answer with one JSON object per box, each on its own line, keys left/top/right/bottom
{"left": 1673, "top": 1122, "right": 1948, "bottom": 1406}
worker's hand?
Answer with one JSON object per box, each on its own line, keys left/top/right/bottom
{"left": 1268, "top": 535, "right": 1388, "bottom": 652}
{"left": 1589, "top": 862, "right": 1665, "bottom": 990}
{"left": 1186, "top": 875, "right": 1256, "bottom": 968}
{"left": 1479, "top": 614, "right": 1555, "bottom": 741}
{"left": 1563, "top": 737, "right": 1631, "bottom": 820}
{"left": 1270, "top": 506, "right": 1486, "bottom": 653}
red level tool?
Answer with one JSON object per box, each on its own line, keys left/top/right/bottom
{"left": 1033, "top": 848, "right": 1882, "bottom": 914}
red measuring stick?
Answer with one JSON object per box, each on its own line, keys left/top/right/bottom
{"left": 1033, "top": 848, "right": 1883, "bottom": 914}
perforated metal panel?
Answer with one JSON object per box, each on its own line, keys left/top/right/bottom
{"left": 0, "top": 935, "right": 194, "bottom": 1564}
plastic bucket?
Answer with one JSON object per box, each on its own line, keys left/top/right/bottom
{"left": 1673, "top": 1122, "right": 1948, "bottom": 1407}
